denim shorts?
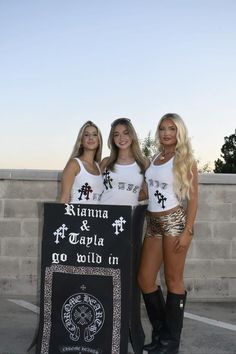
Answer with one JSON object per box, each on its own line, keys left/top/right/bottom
{"left": 145, "top": 206, "right": 186, "bottom": 238}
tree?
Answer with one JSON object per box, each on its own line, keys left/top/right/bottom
{"left": 214, "top": 130, "right": 236, "bottom": 173}
{"left": 141, "top": 131, "right": 156, "bottom": 158}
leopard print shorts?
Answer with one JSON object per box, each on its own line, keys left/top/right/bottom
{"left": 145, "top": 206, "right": 186, "bottom": 238}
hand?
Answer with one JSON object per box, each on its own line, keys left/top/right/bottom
{"left": 173, "top": 232, "right": 192, "bottom": 253}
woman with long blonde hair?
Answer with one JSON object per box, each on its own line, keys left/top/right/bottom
{"left": 138, "top": 113, "right": 198, "bottom": 354}
{"left": 59, "top": 120, "right": 103, "bottom": 204}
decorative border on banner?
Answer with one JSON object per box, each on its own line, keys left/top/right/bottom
{"left": 41, "top": 265, "right": 121, "bottom": 354}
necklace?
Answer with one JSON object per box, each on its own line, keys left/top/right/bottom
{"left": 159, "top": 150, "right": 175, "bottom": 161}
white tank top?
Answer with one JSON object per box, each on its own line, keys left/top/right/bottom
{"left": 100, "top": 162, "right": 144, "bottom": 206}
{"left": 145, "top": 156, "right": 179, "bottom": 212}
{"left": 70, "top": 158, "right": 104, "bottom": 204}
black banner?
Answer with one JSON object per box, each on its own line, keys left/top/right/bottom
{"left": 36, "top": 203, "right": 146, "bottom": 354}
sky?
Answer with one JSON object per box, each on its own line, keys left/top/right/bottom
{"left": 0, "top": 0, "right": 235, "bottom": 171}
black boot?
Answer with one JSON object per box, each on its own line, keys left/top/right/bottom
{"left": 149, "top": 291, "right": 187, "bottom": 354}
{"left": 142, "top": 286, "right": 165, "bottom": 351}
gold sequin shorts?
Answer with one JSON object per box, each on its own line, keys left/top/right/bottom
{"left": 145, "top": 206, "right": 186, "bottom": 238}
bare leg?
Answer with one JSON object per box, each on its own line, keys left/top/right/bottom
{"left": 138, "top": 236, "right": 163, "bottom": 294}
{"left": 162, "top": 235, "right": 190, "bottom": 294}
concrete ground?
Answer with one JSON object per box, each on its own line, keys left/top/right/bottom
{"left": 0, "top": 296, "right": 236, "bottom": 354}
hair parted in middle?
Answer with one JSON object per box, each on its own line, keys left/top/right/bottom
{"left": 70, "top": 120, "right": 103, "bottom": 163}
{"left": 106, "top": 117, "right": 147, "bottom": 173}
{"left": 155, "top": 113, "right": 195, "bottom": 201}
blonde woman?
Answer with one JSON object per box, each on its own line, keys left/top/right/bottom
{"left": 59, "top": 121, "right": 103, "bottom": 204}
{"left": 100, "top": 118, "right": 149, "bottom": 206}
{"left": 138, "top": 113, "right": 198, "bottom": 354}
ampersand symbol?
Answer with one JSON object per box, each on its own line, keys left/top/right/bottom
{"left": 80, "top": 220, "right": 90, "bottom": 231}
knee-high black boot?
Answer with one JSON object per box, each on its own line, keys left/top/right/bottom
{"left": 149, "top": 291, "right": 187, "bottom": 354}
{"left": 142, "top": 286, "right": 165, "bottom": 351}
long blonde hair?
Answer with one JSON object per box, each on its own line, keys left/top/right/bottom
{"left": 155, "top": 113, "right": 195, "bottom": 200}
{"left": 106, "top": 118, "right": 147, "bottom": 173}
{"left": 70, "top": 121, "right": 103, "bottom": 163}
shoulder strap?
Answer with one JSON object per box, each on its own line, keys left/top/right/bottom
{"left": 151, "top": 153, "right": 160, "bottom": 163}
{"left": 73, "top": 158, "right": 84, "bottom": 171}
{"left": 95, "top": 161, "right": 102, "bottom": 174}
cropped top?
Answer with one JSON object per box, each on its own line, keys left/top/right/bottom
{"left": 100, "top": 162, "right": 144, "bottom": 206}
{"left": 70, "top": 158, "right": 104, "bottom": 204}
{"left": 145, "top": 155, "right": 179, "bottom": 212}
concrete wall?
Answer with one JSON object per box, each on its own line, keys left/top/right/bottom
{"left": 0, "top": 170, "right": 236, "bottom": 300}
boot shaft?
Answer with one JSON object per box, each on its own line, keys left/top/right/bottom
{"left": 162, "top": 291, "right": 187, "bottom": 342}
{"left": 143, "top": 286, "right": 165, "bottom": 326}
{"left": 142, "top": 286, "right": 166, "bottom": 351}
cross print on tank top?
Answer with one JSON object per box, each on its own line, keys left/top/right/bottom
{"left": 78, "top": 182, "right": 93, "bottom": 200}
{"left": 154, "top": 190, "right": 167, "bottom": 209}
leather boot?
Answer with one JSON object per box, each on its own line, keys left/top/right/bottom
{"left": 149, "top": 291, "right": 187, "bottom": 354}
{"left": 142, "top": 286, "right": 165, "bottom": 351}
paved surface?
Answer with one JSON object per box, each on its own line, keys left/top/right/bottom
{"left": 0, "top": 296, "right": 236, "bottom": 354}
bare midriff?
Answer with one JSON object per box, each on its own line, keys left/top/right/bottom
{"left": 147, "top": 204, "right": 181, "bottom": 217}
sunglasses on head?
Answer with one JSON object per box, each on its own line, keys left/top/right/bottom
{"left": 111, "top": 118, "right": 131, "bottom": 127}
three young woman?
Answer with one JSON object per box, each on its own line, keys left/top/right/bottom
{"left": 59, "top": 114, "right": 198, "bottom": 354}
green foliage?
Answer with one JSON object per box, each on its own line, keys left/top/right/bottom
{"left": 141, "top": 131, "right": 156, "bottom": 158}
{"left": 214, "top": 131, "right": 236, "bottom": 173}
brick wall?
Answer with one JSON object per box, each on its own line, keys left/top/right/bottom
{"left": 0, "top": 170, "right": 235, "bottom": 300}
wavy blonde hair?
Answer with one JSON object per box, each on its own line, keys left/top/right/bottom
{"left": 106, "top": 118, "right": 147, "bottom": 174}
{"left": 155, "top": 113, "right": 195, "bottom": 200}
{"left": 70, "top": 121, "right": 103, "bottom": 163}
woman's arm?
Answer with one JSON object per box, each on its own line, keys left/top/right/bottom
{"left": 184, "top": 161, "right": 198, "bottom": 234}
{"left": 138, "top": 157, "right": 150, "bottom": 201}
{"left": 138, "top": 180, "right": 148, "bottom": 201}
{"left": 138, "top": 158, "right": 150, "bottom": 201}
{"left": 175, "top": 161, "right": 198, "bottom": 251}
{"left": 59, "top": 159, "right": 80, "bottom": 203}
{"left": 99, "top": 156, "right": 109, "bottom": 172}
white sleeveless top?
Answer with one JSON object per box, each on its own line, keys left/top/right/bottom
{"left": 145, "top": 156, "right": 179, "bottom": 212}
{"left": 100, "top": 162, "right": 144, "bottom": 206}
{"left": 70, "top": 158, "right": 104, "bottom": 204}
